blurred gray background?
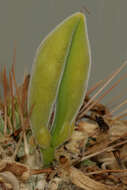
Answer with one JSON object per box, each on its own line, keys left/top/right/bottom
{"left": 0, "top": 0, "right": 127, "bottom": 105}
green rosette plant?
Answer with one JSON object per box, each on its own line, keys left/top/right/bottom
{"left": 28, "top": 12, "right": 91, "bottom": 166}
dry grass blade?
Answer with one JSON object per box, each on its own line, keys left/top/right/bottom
{"left": 105, "top": 88, "right": 127, "bottom": 108}
{"left": 86, "top": 74, "right": 112, "bottom": 97}
{"left": 86, "top": 79, "right": 104, "bottom": 96}
{"left": 9, "top": 71, "right": 15, "bottom": 130}
{"left": 87, "top": 71, "right": 127, "bottom": 118}
{"left": 11, "top": 64, "right": 24, "bottom": 131}
{"left": 11, "top": 64, "right": 21, "bottom": 106}
{"left": 3, "top": 66, "right": 8, "bottom": 136}
{"left": 79, "top": 62, "right": 127, "bottom": 119}
{"left": 11, "top": 46, "right": 24, "bottom": 120}
{"left": 21, "top": 74, "right": 30, "bottom": 115}
{"left": 13, "top": 44, "right": 16, "bottom": 68}
{"left": 108, "top": 99, "right": 127, "bottom": 116}
{"left": 113, "top": 108, "right": 127, "bottom": 120}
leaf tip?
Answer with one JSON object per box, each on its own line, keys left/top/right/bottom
{"left": 73, "top": 12, "right": 85, "bottom": 21}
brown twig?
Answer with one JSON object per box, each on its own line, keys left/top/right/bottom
{"left": 30, "top": 168, "right": 53, "bottom": 175}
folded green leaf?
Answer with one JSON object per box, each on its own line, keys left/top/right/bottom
{"left": 51, "top": 13, "right": 91, "bottom": 147}
{"left": 28, "top": 12, "right": 91, "bottom": 166}
{"left": 28, "top": 12, "right": 86, "bottom": 148}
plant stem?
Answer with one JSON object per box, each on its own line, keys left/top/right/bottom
{"left": 41, "top": 146, "right": 55, "bottom": 167}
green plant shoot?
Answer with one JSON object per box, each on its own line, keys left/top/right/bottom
{"left": 28, "top": 12, "right": 91, "bottom": 166}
